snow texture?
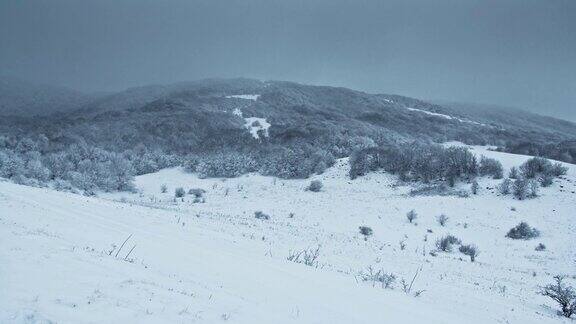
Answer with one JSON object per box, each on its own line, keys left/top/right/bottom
{"left": 1, "top": 145, "right": 575, "bottom": 323}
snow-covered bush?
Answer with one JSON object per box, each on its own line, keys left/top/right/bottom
{"left": 509, "top": 166, "right": 519, "bottom": 179}
{"left": 436, "top": 235, "right": 461, "bottom": 252}
{"left": 406, "top": 210, "right": 418, "bottom": 223}
{"left": 306, "top": 180, "right": 323, "bottom": 192}
{"left": 436, "top": 214, "right": 449, "bottom": 226}
{"left": 188, "top": 188, "right": 205, "bottom": 197}
{"left": 506, "top": 222, "right": 540, "bottom": 240}
{"left": 359, "top": 226, "right": 373, "bottom": 238}
{"left": 535, "top": 243, "right": 546, "bottom": 251}
{"left": 255, "top": 211, "right": 270, "bottom": 220}
{"left": 498, "top": 178, "right": 512, "bottom": 195}
{"left": 471, "top": 180, "right": 479, "bottom": 195}
{"left": 287, "top": 246, "right": 320, "bottom": 267}
{"left": 479, "top": 156, "right": 503, "bottom": 179}
{"left": 349, "top": 144, "right": 477, "bottom": 185}
{"left": 540, "top": 175, "right": 554, "bottom": 187}
{"left": 539, "top": 276, "right": 576, "bottom": 318}
{"left": 174, "top": 187, "right": 186, "bottom": 198}
{"left": 359, "top": 267, "right": 396, "bottom": 289}
{"left": 520, "top": 157, "right": 567, "bottom": 180}
{"left": 459, "top": 244, "right": 479, "bottom": 262}
{"left": 513, "top": 178, "right": 529, "bottom": 200}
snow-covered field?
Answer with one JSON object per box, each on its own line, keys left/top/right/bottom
{"left": 2, "top": 145, "right": 575, "bottom": 323}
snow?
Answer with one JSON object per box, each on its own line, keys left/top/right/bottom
{"left": 227, "top": 97, "right": 270, "bottom": 139}
{"left": 406, "top": 107, "right": 488, "bottom": 127}
{"left": 244, "top": 117, "right": 270, "bottom": 139}
{"left": 225, "top": 94, "right": 260, "bottom": 101}
{"left": 2, "top": 147, "right": 575, "bottom": 323}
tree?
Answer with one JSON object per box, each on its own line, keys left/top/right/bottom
{"left": 539, "top": 276, "right": 576, "bottom": 318}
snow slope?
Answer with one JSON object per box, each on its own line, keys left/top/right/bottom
{"left": 2, "top": 146, "right": 575, "bottom": 323}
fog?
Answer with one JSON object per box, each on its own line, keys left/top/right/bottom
{"left": 1, "top": 0, "right": 575, "bottom": 121}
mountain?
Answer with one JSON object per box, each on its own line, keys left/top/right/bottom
{"left": 0, "top": 76, "right": 93, "bottom": 116}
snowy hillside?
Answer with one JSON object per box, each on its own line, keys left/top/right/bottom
{"left": 1, "top": 146, "right": 575, "bottom": 323}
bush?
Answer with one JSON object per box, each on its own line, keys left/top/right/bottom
{"left": 506, "top": 222, "right": 540, "bottom": 240}
{"left": 359, "top": 267, "right": 396, "bottom": 289}
{"left": 436, "top": 214, "right": 449, "bottom": 226}
{"left": 406, "top": 210, "right": 418, "bottom": 223}
{"left": 174, "top": 187, "right": 186, "bottom": 198}
{"left": 539, "top": 276, "right": 576, "bottom": 318}
{"left": 499, "top": 178, "right": 512, "bottom": 195}
{"left": 359, "top": 226, "right": 373, "bottom": 238}
{"left": 471, "top": 180, "right": 479, "bottom": 195}
{"left": 550, "top": 162, "right": 568, "bottom": 177}
{"left": 306, "top": 180, "right": 323, "bottom": 192}
{"left": 287, "top": 246, "right": 320, "bottom": 267}
{"left": 459, "top": 244, "right": 479, "bottom": 262}
{"left": 535, "top": 243, "right": 546, "bottom": 251}
{"left": 254, "top": 211, "right": 270, "bottom": 220}
{"left": 521, "top": 157, "right": 552, "bottom": 179}
{"left": 540, "top": 175, "right": 554, "bottom": 187}
{"left": 479, "top": 156, "right": 503, "bottom": 179}
{"left": 349, "top": 144, "right": 478, "bottom": 185}
{"left": 436, "top": 234, "right": 461, "bottom": 252}
{"left": 513, "top": 178, "right": 528, "bottom": 200}
{"left": 528, "top": 179, "right": 539, "bottom": 198}
{"left": 188, "top": 188, "right": 206, "bottom": 197}
{"left": 509, "top": 167, "right": 519, "bottom": 179}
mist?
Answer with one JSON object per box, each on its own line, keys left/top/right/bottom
{"left": 1, "top": 0, "right": 575, "bottom": 121}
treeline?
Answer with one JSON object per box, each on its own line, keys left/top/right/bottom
{"left": 0, "top": 135, "right": 179, "bottom": 194}
{"left": 501, "top": 141, "right": 576, "bottom": 164}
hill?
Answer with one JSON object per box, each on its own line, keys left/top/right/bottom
{"left": 1, "top": 145, "right": 574, "bottom": 323}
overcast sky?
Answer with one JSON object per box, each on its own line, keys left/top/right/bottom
{"left": 1, "top": 0, "right": 575, "bottom": 121}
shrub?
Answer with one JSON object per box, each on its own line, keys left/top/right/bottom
{"left": 550, "top": 162, "right": 568, "bottom": 177}
{"left": 174, "top": 187, "right": 186, "bottom": 198}
{"left": 359, "top": 267, "right": 396, "bottom": 289}
{"left": 254, "top": 211, "right": 270, "bottom": 220}
{"left": 406, "top": 210, "right": 418, "bottom": 223}
{"left": 359, "top": 226, "right": 373, "bottom": 238}
{"left": 436, "top": 234, "right": 461, "bottom": 252}
{"left": 436, "top": 214, "right": 449, "bottom": 226}
{"left": 535, "top": 243, "right": 546, "bottom": 251}
{"left": 539, "top": 275, "right": 576, "bottom": 318}
{"left": 499, "top": 178, "right": 512, "bottom": 195}
{"left": 459, "top": 244, "right": 479, "bottom": 262}
{"left": 287, "top": 246, "right": 321, "bottom": 267}
{"left": 506, "top": 222, "right": 540, "bottom": 240}
{"left": 521, "top": 157, "right": 552, "bottom": 179}
{"left": 188, "top": 188, "right": 206, "bottom": 198}
{"left": 471, "top": 180, "right": 479, "bottom": 195}
{"left": 509, "top": 167, "right": 519, "bottom": 179}
{"left": 513, "top": 178, "right": 528, "bottom": 200}
{"left": 540, "top": 175, "right": 554, "bottom": 187}
{"left": 528, "top": 179, "right": 539, "bottom": 198}
{"left": 306, "top": 180, "right": 323, "bottom": 192}
{"left": 479, "top": 156, "right": 503, "bottom": 179}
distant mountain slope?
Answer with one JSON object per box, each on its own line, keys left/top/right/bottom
{"left": 0, "top": 76, "right": 92, "bottom": 116}
{"left": 1, "top": 78, "right": 575, "bottom": 163}
{"left": 436, "top": 101, "right": 576, "bottom": 144}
